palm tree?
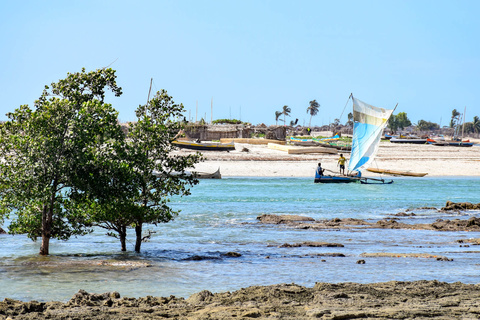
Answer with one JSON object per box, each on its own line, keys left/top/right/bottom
{"left": 473, "top": 116, "right": 480, "bottom": 134}
{"left": 306, "top": 99, "right": 320, "bottom": 127}
{"left": 346, "top": 112, "right": 354, "bottom": 127}
{"left": 282, "top": 105, "right": 291, "bottom": 126}
{"left": 450, "top": 109, "right": 461, "bottom": 128}
{"left": 275, "top": 111, "right": 282, "bottom": 125}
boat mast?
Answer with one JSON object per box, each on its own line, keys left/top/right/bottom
{"left": 147, "top": 78, "right": 153, "bottom": 105}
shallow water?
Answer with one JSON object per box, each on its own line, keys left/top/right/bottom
{"left": 1, "top": 177, "right": 479, "bottom": 302}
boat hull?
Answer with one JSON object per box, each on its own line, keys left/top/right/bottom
{"left": 390, "top": 138, "right": 427, "bottom": 144}
{"left": 193, "top": 168, "right": 222, "bottom": 179}
{"left": 314, "top": 175, "right": 359, "bottom": 183}
{"left": 366, "top": 168, "right": 427, "bottom": 177}
{"left": 430, "top": 141, "right": 473, "bottom": 147}
{"left": 173, "top": 140, "right": 235, "bottom": 151}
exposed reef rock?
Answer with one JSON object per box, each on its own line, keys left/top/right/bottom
{"left": 2, "top": 281, "right": 480, "bottom": 319}
{"left": 441, "top": 201, "right": 480, "bottom": 211}
{"left": 257, "top": 214, "right": 480, "bottom": 232}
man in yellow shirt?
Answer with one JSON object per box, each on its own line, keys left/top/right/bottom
{"left": 338, "top": 154, "right": 346, "bottom": 175}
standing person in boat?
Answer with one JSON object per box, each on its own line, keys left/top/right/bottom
{"left": 316, "top": 163, "right": 325, "bottom": 177}
{"left": 338, "top": 154, "right": 347, "bottom": 175}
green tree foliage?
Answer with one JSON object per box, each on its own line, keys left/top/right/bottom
{"left": 282, "top": 105, "right": 291, "bottom": 125}
{"left": 450, "top": 109, "right": 461, "bottom": 128}
{"left": 346, "top": 112, "right": 353, "bottom": 127}
{"left": 306, "top": 99, "right": 320, "bottom": 127}
{"left": 275, "top": 111, "right": 282, "bottom": 125}
{"left": 123, "top": 90, "right": 202, "bottom": 252}
{"left": 472, "top": 116, "right": 480, "bottom": 134}
{"left": 212, "top": 119, "right": 242, "bottom": 124}
{"left": 0, "top": 68, "right": 123, "bottom": 255}
{"left": 416, "top": 120, "right": 440, "bottom": 132}
{"left": 396, "top": 112, "right": 412, "bottom": 129}
{"left": 388, "top": 112, "right": 411, "bottom": 134}
{"left": 387, "top": 117, "right": 398, "bottom": 134}
{"left": 462, "top": 116, "right": 480, "bottom": 134}
{"left": 463, "top": 122, "right": 473, "bottom": 134}
{"left": 0, "top": 68, "right": 203, "bottom": 255}
{"left": 72, "top": 90, "right": 203, "bottom": 253}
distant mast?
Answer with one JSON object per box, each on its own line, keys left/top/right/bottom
{"left": 211, "top": 97, "right": 213, "bottom": 124}
{"left": 147, "top": 78, "right": 153, "bottom": 105}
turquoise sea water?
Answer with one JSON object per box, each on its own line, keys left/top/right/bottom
{"left": 1, "top": 177, "right": 479, "bottom": 302}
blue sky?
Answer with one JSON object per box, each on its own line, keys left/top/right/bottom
{"left": 1, "top": 0, "right": 478, "bottom": 127}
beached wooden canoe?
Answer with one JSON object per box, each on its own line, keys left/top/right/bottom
{"left": 193, "top": 167, "right": 222, "bottom": 179}
{"left": 173, "top": 140, "right": 235, "bottom": 151}
{"left": 367, "top": 168, "right": 428, "bottom": 177}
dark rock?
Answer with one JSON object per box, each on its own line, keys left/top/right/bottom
{"left": 257, "top": 214, "right": 315, "bottom": 224}
{"left": 304, "top": 253, "right": 346, "bottom": 257}
{"left": 356, "top": 260, "right": 366, "bottom": 264}
{"left": 436, "top": 257, "right": 453, "bottom": 261}
{"left": 279, "top": 242, "right": 344, "bottom": 248}
{"left": 222, "top": 252, "right": 242, "bottom": 257}
{"left": 183, "top": 255, "right": 221, "bottom": 261}
{"left": 441, "top": 201, "right": 480, "bottom": 211}
{"left": 393, "top": 212, "right": 416, "bottom": 217}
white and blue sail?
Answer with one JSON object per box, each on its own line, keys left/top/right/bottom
{"left": 348, "top": 97, "right": 394, "bottom": 174}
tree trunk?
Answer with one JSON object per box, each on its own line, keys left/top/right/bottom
{"left": 134, "top": 223, "right": 142, "bottom": 253}
{"left": 40, "top": 205, "right": 51, "bottom": 255}
{"left": 120, "top": 225, "right": 127, "bottom": 252}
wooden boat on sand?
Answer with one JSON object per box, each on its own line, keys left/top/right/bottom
{"left": 427, "top": 138, "right": 473, "bottom": 147}
{"left": 367, "top": 168, "right": 428, "bottom": 177}
{"left": 173, "top": 140, "right": 235, "bottom": 151}
{"left": 193, "top": 167, "right": 222, "bottom": 179}
{"left": 390, "top": 137, "right": 427, "bottom": 144}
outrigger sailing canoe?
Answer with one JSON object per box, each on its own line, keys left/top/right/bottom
{"left": 315, "top": 95, "right": 396, "bottom": 184}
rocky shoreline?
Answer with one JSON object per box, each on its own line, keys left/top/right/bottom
{"left": 1, "top": 281, "right": 480, "bottom": 319}
{"left": 256, "top": 202, "right": 480, "bottom": 233}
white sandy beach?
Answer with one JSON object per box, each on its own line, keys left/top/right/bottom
{"left": 185, "top": 139, "right": 480, "bottom": 178}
